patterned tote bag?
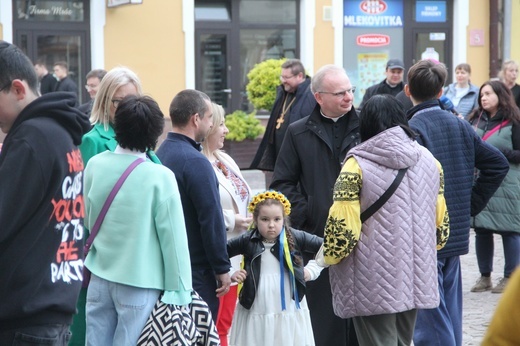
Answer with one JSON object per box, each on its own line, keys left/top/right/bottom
{"left": 137, "top": 290, "right": 220, "bottom": 346}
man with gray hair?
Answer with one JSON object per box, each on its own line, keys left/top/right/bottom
{"left": 156, "top": 89, "right": 231, "bottom": 318}
{"left": 271, "top": 65, "right": 360, "bottom": 346}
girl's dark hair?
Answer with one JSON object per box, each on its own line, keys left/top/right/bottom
{"left": 114, "top": 95, "right": 165, "bottom": 152}
{"left": 359, "top": 94, "right": 416, "bottom": 142}
{"left": 468, "top": 80, "right": 520, "bottom": 123}
{"left": 252, "top": 198, "right": 302, "bottom": 266}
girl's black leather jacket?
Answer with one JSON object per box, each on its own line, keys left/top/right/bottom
{"left": 227, "top": 228, "right": 322, "bottom": 310}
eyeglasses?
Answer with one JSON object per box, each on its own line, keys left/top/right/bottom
{"left": 0, "top": 81, "right": 12, "bottom": 93}
{"left": 111, "top": 98, "right": 123, "bottom": 108}
{"left": 85, "top": 84, "right": 98, "bottom": 91}
{"left": 318, "top": 87, "right": 356, "bottom": 98}
{"left": 280, "top": 74, "right": 296, "bottom": 81}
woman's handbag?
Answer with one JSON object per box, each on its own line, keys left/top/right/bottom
{"left": 82, "top": 157, "right": 145, "bottom": 287}
{"left": 137, "top": 290, "right": 220, "bottom": 346}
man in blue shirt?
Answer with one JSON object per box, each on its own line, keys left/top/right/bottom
{"left": 157, "top": 89, "right": 231, "bottom": 317}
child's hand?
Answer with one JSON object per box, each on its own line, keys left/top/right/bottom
{"left": 234, "top": 214, "right": 253, "bottom": 232}
{"left": 231, "top": 269, "right": 247, "bottom": 284}
{"left": 304, "top": 268, "right": 311, "bottom": 282}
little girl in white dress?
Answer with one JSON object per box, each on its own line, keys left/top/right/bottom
{"left": 226, "top": 191, "right": 323, "bottom": 346}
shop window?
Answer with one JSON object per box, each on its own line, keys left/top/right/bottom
{"left": 195, "top": 0, "right": 299, "bottom": 112}
{"left": 195, "top": 1, "right": 231, "bottom": 21}
{"left": 239, "top": 0, "right": 296, "bottom": 24}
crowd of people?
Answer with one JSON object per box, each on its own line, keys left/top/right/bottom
{"left": 0, "top": 37, "right": 519, "bottom": 346}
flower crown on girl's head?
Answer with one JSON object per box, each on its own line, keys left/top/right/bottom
{"left": 248, "top": 190, "right": 291, "bottom": 216}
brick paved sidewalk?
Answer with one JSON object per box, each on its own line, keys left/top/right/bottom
{"left": 461, "top": 232, "right": 503, "bottom": 345}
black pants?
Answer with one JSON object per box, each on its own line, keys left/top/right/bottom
{"left": 192, "top": 268, "right": 219, "bottom": 318}
{"left": 0, "top": 324, "right": 71, "bottom": 345}
{"left": 306, "top": 268, "right": 359, "bottom": 346}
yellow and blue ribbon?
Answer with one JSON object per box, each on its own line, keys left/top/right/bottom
{"left": 279, "top": 226, "right": 300, "bottom": 310}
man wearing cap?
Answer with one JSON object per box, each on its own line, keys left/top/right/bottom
{"left": 358, "top": 58, "right": 405, "bottom": 111}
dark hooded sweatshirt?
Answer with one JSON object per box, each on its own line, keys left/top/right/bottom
{"left": 0, "top": 92, "right": 91, "bottom": 329}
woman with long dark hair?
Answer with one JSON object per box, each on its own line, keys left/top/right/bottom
{"left": 468, "top": 80, "right": 520, "bottom": 294}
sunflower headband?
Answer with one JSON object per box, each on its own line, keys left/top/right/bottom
{"left": 248, "top": 190, "right": 291, "bottom": 216}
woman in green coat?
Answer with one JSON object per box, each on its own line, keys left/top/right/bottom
{"left": 70, "top": 67, "right": 159, "bottom": 346}
{"left": 79, "top": 66, "right": 160, "bottom": 164}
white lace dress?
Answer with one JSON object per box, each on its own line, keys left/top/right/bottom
{"left": 229, "top": 242, "right": 315, "bottom": 346}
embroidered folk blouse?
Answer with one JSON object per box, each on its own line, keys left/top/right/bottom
{"left": 213, "top": 160, "right": 249, "bottom": 204}
{"left": 323, "top": 157, "right": 450, "bottom": 265}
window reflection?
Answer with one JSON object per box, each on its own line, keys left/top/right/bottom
{"left": 240, "top": 29, "right": 296, "bottom": 111}
{"left": 200, "top": 34, "right": 228, "bottom": 108}
{"left": 195, "top": 1, "right": 231, "bottom": 21}
{"left": 239, "top": 0, "right": 296, "bottom": 24}
{"left": 37, "top": 35, "right": 83, "bottom": 100}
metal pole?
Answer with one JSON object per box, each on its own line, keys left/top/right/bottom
{"left": 504, "top": 0, "right": 512, "bottom": 60}
{"left": 490, "top": 0, "right": 500, "bottom": 78}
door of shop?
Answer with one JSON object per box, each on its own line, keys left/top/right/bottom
{"left": 403, "top": 1, "right": 453, "bottom": 79}
{"left": 195, "top": 29, "right": 234, "bottom": 112}
{"left": 194, "top": 0, "right": 299, "bottom": 114}
{"left": 15, "top": 30, "right": 89, "bottom": 103}
{"left": 12, "top": 0, "right": 90, "bottom": 104}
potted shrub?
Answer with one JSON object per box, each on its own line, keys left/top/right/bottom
{"left": 246, "top": 58, "right": 285, "bottom": 111}
{"left": 223, "top": 110, "right": 265, "bottom": 169}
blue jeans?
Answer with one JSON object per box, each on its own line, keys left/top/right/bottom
{"left": 413, "top": 256, "right": 462, "bottom": 346}
{"left": 475, "top": 228, "right": 520, "bottom": 277}
{"left": 0, "top": 324, "right": 71, "bottom": 345}
{"left": 85, "top": 274, "right": 160, "bottom": 346}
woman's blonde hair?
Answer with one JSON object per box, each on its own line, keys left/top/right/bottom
{"left": 202, "top": 103, "right": 226, "bottom": 158}
{"left": 498, "top": 60, "right": 519, "bottom": 81}
{"left": 90, "top": 67, "right": 143, "bottom": 129}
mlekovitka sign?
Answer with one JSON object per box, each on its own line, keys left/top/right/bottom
{"left": 344, "top": 0, "right": 403, "bottom": 28}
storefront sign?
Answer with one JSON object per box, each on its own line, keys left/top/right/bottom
{"left": 416, "top": 1, "right": 446, "bottom": 22}
{"left": 15, "top": 1, "right": 83, "bottom": 22}
{"left": 344, "top": 0, "right": 403, "bottom": 28}
{"left": 429, "top": 32, "right": 446, "bottom": 41}
{"left": 356, "top": 34, "right": 390, "bottom": 47}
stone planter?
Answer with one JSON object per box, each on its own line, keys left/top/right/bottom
{"left": 222, "top": 138, "right": 262, "bottom": 170}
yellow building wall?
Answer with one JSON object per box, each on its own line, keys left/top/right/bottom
{"left": 104, "top": 2, "right": 185, "bottom": 117}
{"left": 314, "top": 0, "right": 335, "bottom": 70}
{"left": 466, "top": 2, "right": 490, "bottom": 87}
{"left": 511, "top": 0, "right": 520, "bottom": 64}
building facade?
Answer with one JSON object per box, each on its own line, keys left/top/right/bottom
{"left": 0, "top": 0, "right": 519, "bottom": 121}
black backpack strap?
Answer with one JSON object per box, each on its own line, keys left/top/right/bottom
{"left": 360, "top": 167, "right": 408, "bottom": 223}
